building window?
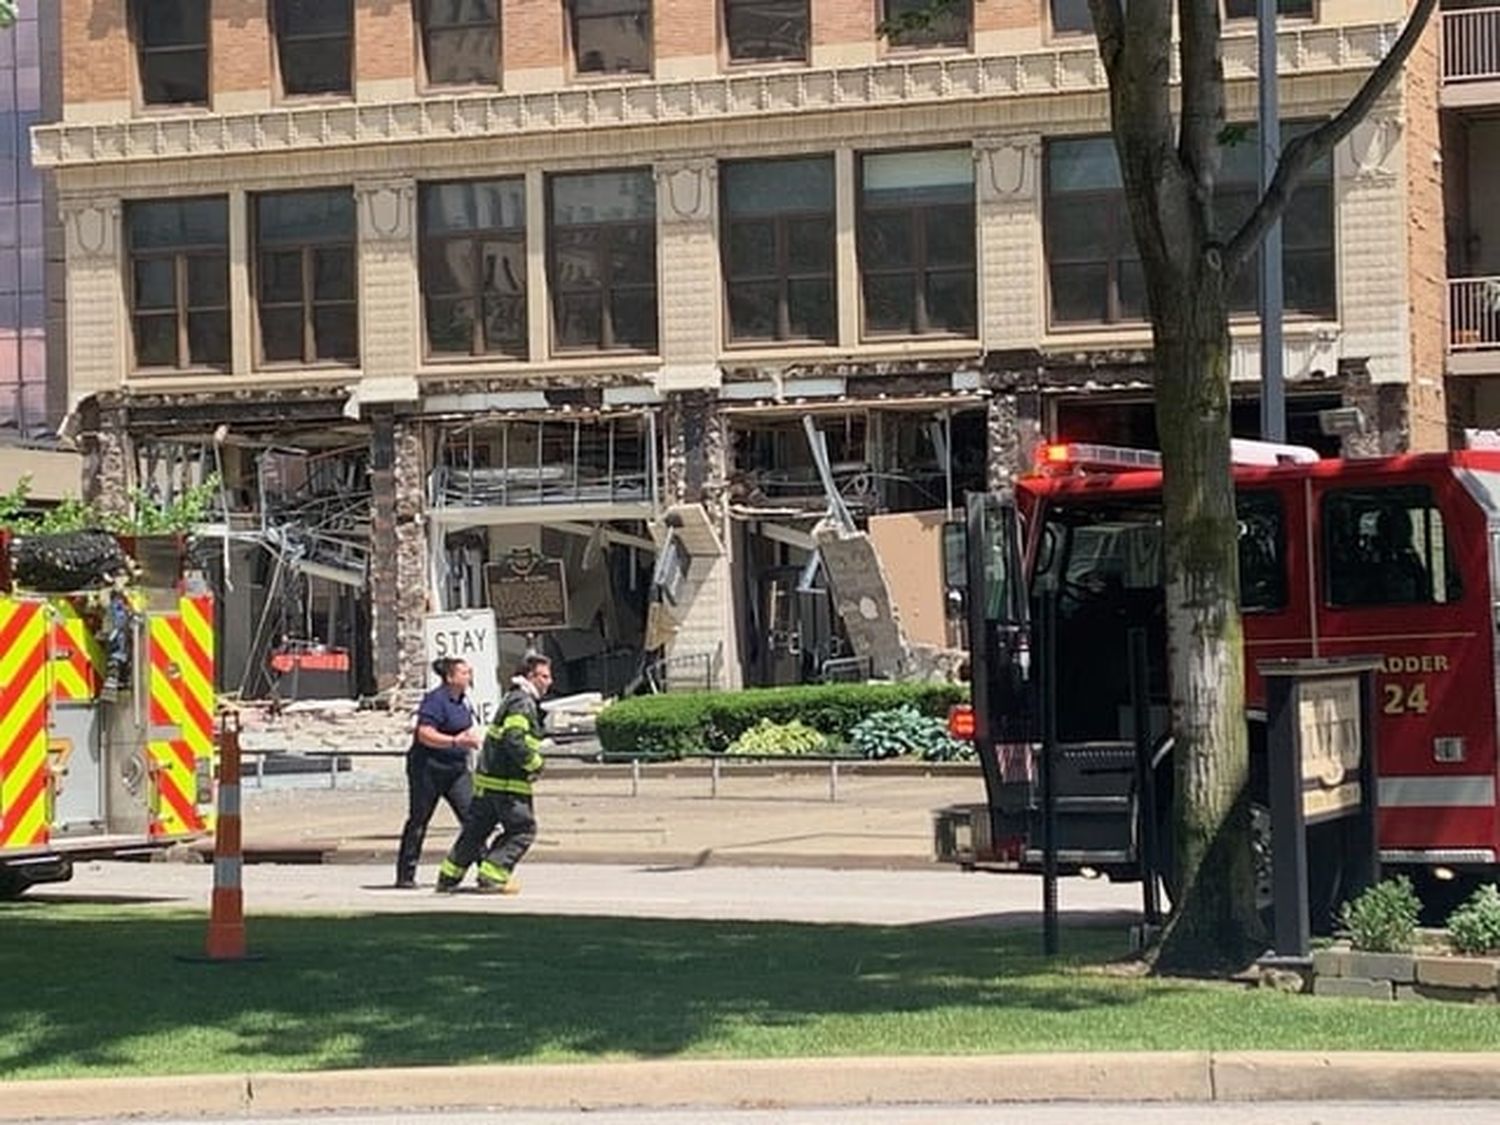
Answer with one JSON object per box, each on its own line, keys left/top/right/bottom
{"left": 724, "top": 0, "right": 808, "bottom": 63}
{"left": 1045, "top": 127, "right": 1334, "bottom": 326}
{"left": 1323, "top": 487, "right": 1463, "bottom": 608}
{"left": 418, "top": 0, "right": 500, "bottom": 87}
{"left": 569, "top": 0, "right": 651, "bottom": 76}
{"left": 548, "top": 170, "right": 657, "bottom": 352}
{"left": 275, "top": 0, "right": 353, "bottom": 96}
{"left": 1225, "top": 0, "right": 1313, "bottom": 18}
{"left": 882, "top": 0, "right": 970, "bottom": 50}
{"left": 1237, "top": 491, "right": 1287, "bottom": 612}
{"left": 1049, "top": 0, "right": 1093, "bottom": 34}
{"left": 722, "top": 157, "right": 835, "bottom": 344}
{"left": 1044, "top": 138, "right": 1145, "bottom": 325}
{"left": 128, "top": 198, "right": 229, "bottom": 371}
{"left": 420, "top": 179, "right": 527, "bottom": 359}
{"left": 858, "top": 149, "right": 976, "bottom": 338}
{"left": 132, "top": 0, "right": 209, "bottom": 106}
{"left": 254, "top": 190, "right": 358, "bottom": 365}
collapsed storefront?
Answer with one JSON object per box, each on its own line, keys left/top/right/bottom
{"left": 724, "top": 396, "right": 987, "bottom": 687}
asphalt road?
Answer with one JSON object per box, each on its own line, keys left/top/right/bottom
{"left": 33, "top": 859, "right": 1143, "bottom": 928}
{"left": 80, "top": 1104, "right": 1500, "bottom": 1125}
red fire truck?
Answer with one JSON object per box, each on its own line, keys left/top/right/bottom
{"left": 935, "top": 441, "right": 1500, "bottom": 910}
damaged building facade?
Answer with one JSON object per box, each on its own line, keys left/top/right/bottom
{"left": 36, "top": 0, "right": 1446, "bottom": 696}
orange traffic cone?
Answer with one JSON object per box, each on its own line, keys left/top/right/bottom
{"left": 203, "top": 709, "right": 247, "bottom": 960}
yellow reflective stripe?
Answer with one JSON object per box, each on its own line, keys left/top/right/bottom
{"left": 523, "top": 752, "right": 544, "bottom": 774}
{"left": 439, "top": 859, "right": 464, "bottom": 879}
{"left": 478, "top": 862, "right": 509, "bottom": 884}
{"left": 474, "top": 774, "right": 533, "bottom": 796}
{"left": 487, "top": 712, "right": 532, "bottom": 740}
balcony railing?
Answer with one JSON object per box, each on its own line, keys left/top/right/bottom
{"left": 1444, "top": 7, "right": 1500, "bottom": 83}
{"left": 1450, "top": 276, "right": 1500, "bottom": 352}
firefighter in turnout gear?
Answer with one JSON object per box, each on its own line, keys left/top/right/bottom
{"left": 435, "top": 653, "right": 553, "bottom": 894}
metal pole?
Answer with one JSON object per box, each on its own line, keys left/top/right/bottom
{"left": 631, "top": 758, "right": 641, "bottom": 798}
{"left": 711, "top": 755, "right": 720, "bottom": 798}
{"left": 1040, "top": 590, "right": 1059, "bottom": 957}
{"left": 1258, "top": 0, "right": 1286, "bottom": 442}
{"left": 329, "top": 754, "right": 338, "bottom": 790}
{"left": 1128, "top": 628, "right": 1162, "bottom": 926}
{"left": 829, "top": 759, "right": 839, "bottom": 803}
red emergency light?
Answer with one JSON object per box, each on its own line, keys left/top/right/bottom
{"left": 1035, "top": 442, "right": 1163, "bottom": 475}
{"left": 948, "top": 703, "right": 976, "bottom": 741}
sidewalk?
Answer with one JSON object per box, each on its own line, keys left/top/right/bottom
{"left": 6, "top": 1053, "right": 1500, "bottom": 1120}
{"left": 239, "top": 759, "right": 981, "bottom": 870}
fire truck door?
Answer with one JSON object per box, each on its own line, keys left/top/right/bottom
{"left": 48, "top": 705, "right": 103, "bottom": 836}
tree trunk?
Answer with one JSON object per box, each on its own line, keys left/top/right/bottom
{"left": 1150, "top": 270, "right": 1264, "bottom": 974}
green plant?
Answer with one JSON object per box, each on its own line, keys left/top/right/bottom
{"left": 1342, "top": 876, "right": 1422, "bottom": 953}
{"left": 0, "top": 476, "right": 221, "bottom": 538}
{"left": 595, "top": 681, "right": 967, "bottom": 758}
{"left": 727, "top": 718, "right": 829, "bottom": 757}
{"left": 1448, "top": 884, "right": 1500, "bottom": 956}
{"left": 849, "top": 705, "right": 971, "bottom": 762}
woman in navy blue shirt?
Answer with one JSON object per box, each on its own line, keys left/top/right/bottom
{"left": 395, "top": 657, "right": 480, "bottom": 888}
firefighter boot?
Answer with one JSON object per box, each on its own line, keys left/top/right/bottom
{"left": 476, "top": 862, "right": 519, "bottom": 895}
{"left": 434, "top": 858, "right": 464, "bottom": 893}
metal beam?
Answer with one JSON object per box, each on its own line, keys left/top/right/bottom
{"left": 541, "top": 521, "right": 658, "bottom": 553}
{"left": 428, "top": 502, "right": 656, "bottom": 528}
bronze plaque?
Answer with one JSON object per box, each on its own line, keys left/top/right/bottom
{"left": 486, "top": 553, "right": 569, "bottom": 632}
{"left": 1298, "top": 675, "right": 1363, "bottom": 822}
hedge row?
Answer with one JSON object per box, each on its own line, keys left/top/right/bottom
{"left": 595, "top": 681, "right": 967, "bottom": 758}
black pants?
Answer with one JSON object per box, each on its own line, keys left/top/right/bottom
{"left": 446, "top": 791, "right": 536, "bottom": 885}
{"left": 396, "top": 751, "right": 473, "bottom": 883}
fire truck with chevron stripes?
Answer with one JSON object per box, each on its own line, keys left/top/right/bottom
{"left": 0, "top": 530, "right": 216, "bottom": 899}
{"left": 935, "top": 440, "right": 1500, "bottom": 916}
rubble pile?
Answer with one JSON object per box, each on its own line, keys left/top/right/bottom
{"left": 237, "top": 698, "right": 416, "bottom": 757}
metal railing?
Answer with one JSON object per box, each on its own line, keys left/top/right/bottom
{"left": 1449, "top": 276, "right": 1500, "bottom": 351}
{"left": 1444, "top": 7, "right": 1500, "bottom": 83}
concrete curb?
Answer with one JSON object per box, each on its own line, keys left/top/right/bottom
{"left": 239, "top": 842, "right": 940, "bottom": 872}
{"left": 5, "top": 1052, "right": 1500, "bottom": 1120}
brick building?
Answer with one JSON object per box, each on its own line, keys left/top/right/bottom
{"left": 33, "top": 0, "right": 1450, "bottom": 697}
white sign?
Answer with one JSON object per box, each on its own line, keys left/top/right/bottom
{"left": 423, "top": 609, "right": 502, "bottom": 727}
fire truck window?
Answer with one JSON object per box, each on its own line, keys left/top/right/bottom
{"left": 1322, "top": 487, "right": 1462, "bottom": 608}
{"left": 1237, "top": 491, "right": 1287, "bottom": 612}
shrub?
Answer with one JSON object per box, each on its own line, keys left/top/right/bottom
{"left": 595, "top": 681, "right": 966, "bottom": 758}
{"left": 728, "top": 718, "right": 829, "bottom": 757}
{"left": 1447, "top": 884, "right": 1500, "bottom": 956}
{"left": 849, "top": 705, "right": 971, "bottom": 762}
{"left": 1341, "top": 876, "right": 1422, "bottom": 953}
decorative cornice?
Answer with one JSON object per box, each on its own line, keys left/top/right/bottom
{"left": 33, "top": 23, "right": 1400, "bottom": 171}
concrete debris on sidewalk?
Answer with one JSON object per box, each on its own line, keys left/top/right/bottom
{"left": 236, "top": 698, "right": 415, "bottom": 756}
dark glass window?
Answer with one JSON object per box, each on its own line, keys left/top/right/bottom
{"left": 1225, "top": 0, "right": 1313, "bottom": 17}
{"left": 722, "top": 157, "right": 835, "bottom": 344}
{"left": 858, "top": 149, "right": 975, "bottom": 338}
{"left": 254, "top": 190, "right": 358, "bottom": 365}
{"left": 1045, "top": 126, "right": 1334, "bottom": 326}
{"left": 132, "top": 0, "right": 209, "bottom": 106}
{"left": 1049, "top": 0, "right": 1094, "bottom": 34}
{"left": 570, "top": 0, "right": 651, "bottom": 75}
{"left": 883, "top": 0, "right": 970, "bottom": 50}
{"left": 419, "top": 0, "right": 500, "bottom": 86}
{"left": 549, "top": 170, "right": 657, "bottom": 352}
{"left": 1323, "top": 487, "right": 1463, "bottom": 608}
{"left": 127, "top": 198, "right": 230, "bottom": 371}
{"left": 275, "top": 0, "right": 353, "bottom": 96}
{"left": 1237, "top": 491, "right": 1287, "bottom": 612}
{"left": 724, "top": 0, "right": 808, "bottom": 63}
{"left": 421, "top": 179, "right": 527, "bottom": 358}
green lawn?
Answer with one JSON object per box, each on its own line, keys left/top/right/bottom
{"left": 3, "top": 904, "right": 1500, "bottom": 1081}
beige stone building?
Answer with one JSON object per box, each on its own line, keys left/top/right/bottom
{"left": 32, "top": 0, "right": 1455, "bottom": 698}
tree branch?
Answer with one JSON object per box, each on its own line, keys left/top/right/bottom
{"left": 1225, "top": 0, "right": 1439, "bottom": 274}
{"left": 1177, "top": 0, "right": 1224, "bottom": 234}
{"left": 1088, "top": 0, "right": 1127, "bottom": 75}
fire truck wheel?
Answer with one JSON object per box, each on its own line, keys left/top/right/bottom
{"left": 0, "top": 867, "right": 32, "bottom": 901}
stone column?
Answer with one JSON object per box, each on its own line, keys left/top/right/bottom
{"left": 975, "top": 135, "right": 1043, "bottom": 352}
{"left": 369, "top": 410, "right": 401, "bottom": 692}
{"left": 79, "top": 394, "right": 132, "bottom": 519}
{"left": 354, "top": 178, "right": 418, "bottom": 380}
{"left": 61, "top": 196, "right": 125, "bottom": 402}
{"left": 985, "top": 368, "right": 1044, "bottom": 487}
{"left": 662, "top": 389, "right": 726, "bottom": 509}
{"left": 393, "top": 419, "right": 430, "bottom": 691}
{"left": 655, "top": 158, "right": 721, "bottom": 393}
